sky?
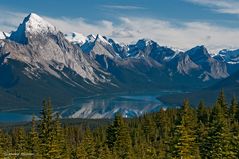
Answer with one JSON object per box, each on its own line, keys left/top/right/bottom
{"left": 0, "top": 0, "right": 239, "bottom": 53}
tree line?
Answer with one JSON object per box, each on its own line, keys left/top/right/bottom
{"left": 0, "top": 91, "right": 239, "bottom": 158}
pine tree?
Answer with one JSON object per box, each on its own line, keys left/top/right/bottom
{"left": 2, "top": 132, "right": 12, "bottom": 156}
{"left": 114, "top": 114, "right": 133, "bottom": 159}
{"left": 142, "top": 115, "right": 156, "bottom": 143}
{"left": 197, "top": 100, "right": 208, "bottom": 124}
{"left": 236, "top": 99, "right": 239, "bottom": 122}
{"left": 204, "top": 103, "right": 236, "bottom": 158}
{"left": 133, "top": 139, "right": 157, "bottom": 159}
{"left": 231, "top": 123, "right": 239, "bottom": 159}
{"left": 156, "top": 108, "right": 170, "bottom": 139}
{"left": 171, "top": 100, "right": 199, "bottom": 159}
{"left": 49, "top": 113, "right": 67, "bottom": 159}
{"left": 155, "top": 109, "right": 172, "bottom": 158}
{"left": 76, "top": 143, "right": 88, "bottom": 159}
{"left": 28, "top": 115, "right": 40, "bottom": 158}
{"left": 77, "top": 128, "right": 96, "bottom": 159}
{"left": 38, "top": 99, "right": 68, "bottom": 159}
{"left": 217, "top": 90, "right": 228, "bottom": 117}
{"left": 106, "top": 114, "right": 124, "bottom": 151}
{"left": 96, "top": 143, "right": 112, "bottom": 159}
{"left": 229, "top": 96, "right": 238, "bottom": 121}
{"left": 106, "top": 124, "right": 117, "bottom": 151}
{"left": 196, "top": 121, "right": 208, "bottom": 159}
{"left": 38, "top": 99, "right": 55, "bottom": 159}
{"left": 106, "top": 113, "right": 133, "bottom": 158}
{"left": 15, "top": 127, "right": 27, "bottom": 158}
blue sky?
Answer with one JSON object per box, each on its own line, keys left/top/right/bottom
{"left": 0, "top": 0, "right": 239, "bottom": 53}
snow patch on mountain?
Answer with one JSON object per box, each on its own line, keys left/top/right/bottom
{"left": 87, "top": 34, "right": 97, "bottom": 42}
{"left": 215, "top": 49, "right": 239, "bottom": 64}
{"left": 65, "top": 32, "right": 87, "bottom": 46}
{"left": 85, "top": 34, "right": 110, "bottom": 45}
{"left": 0, "top": 32, "right": 4, "bottom": 40}
{"left": 0, "top": 32, "right": 9, "bottom": 39}
{"left": 96, "top": 34, "right": 110, "bottom": 45}
{"left": 135, "top": 39, "right": 154, "bottom": 50}
{"left": 169, "top": 47, "right": 185, "bottom": 54}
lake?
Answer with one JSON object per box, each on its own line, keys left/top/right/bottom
{"left": 0, "top": 90, "right": 181, "bottom": 122}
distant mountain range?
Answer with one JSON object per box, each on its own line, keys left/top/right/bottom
{"left": 0, "top": 13, "right": 239, "bottom": 109}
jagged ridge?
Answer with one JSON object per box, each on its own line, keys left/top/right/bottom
{"left": 0, "top": 13, "right": 238, "bottom": 109}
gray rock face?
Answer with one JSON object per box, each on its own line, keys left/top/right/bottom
{"left": 182, "top": 46, "right": 228, "bottom": 80}
{"left": 175, "top": 53, "right": 199, "bottom": 75}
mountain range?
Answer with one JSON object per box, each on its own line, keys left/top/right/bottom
{"left": 0, "top": 13, "right": 239, "bottom": 110}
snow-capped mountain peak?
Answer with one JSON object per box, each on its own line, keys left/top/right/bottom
{"left": 136, "top": 39, "right": 155, "bottom": 48}
{"left": 87, "top": 34, "right": 97, "bottom": 42}
{"left": 65, "top": 32, "right": 87, "bottom": 45}
{"left": 9, "top": 13, "right": 57, "bottom": 44}
{"left": 24, "top": 13, "right": 56, "bottom": 34}
{"left": 85, "top": 34, "right": 110, "bottom": 45}
{"left": 95, "top": 34, "right": 109, "bottom": 44}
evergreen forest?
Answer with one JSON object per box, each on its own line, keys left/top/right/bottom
{"left": 0, "top": 91, "right": 239, "bottom": 159}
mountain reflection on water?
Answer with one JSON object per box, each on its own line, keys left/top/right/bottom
{"left": 0, "top": 91, "right": 181, "bottom": 122}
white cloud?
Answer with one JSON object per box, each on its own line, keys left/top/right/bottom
{"left": 101, "top": 5, "right": 146, "bottom": 10}
{"left": 0, "top": 10, "right": 239, "bottom": 53}
{"left": 45, "top": 17, "right": 114, "bottom": 36}
{"left": 108, "top": 17, "right": 239, "bottom": 53}
{"left": 185, "top": 0, "right": 239, "bottom": 15}
{"left": 0, "top": 10, "right": 25, "bottom": 32}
